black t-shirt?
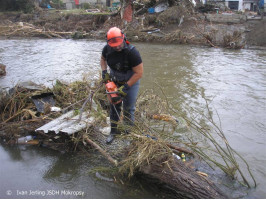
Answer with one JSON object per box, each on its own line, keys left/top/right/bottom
{"left": 102, "top": 44, "right": 142, "bottom": 72}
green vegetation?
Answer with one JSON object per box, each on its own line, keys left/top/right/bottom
{"left": 50, "top": 0, "right": 64, "bottom": 9}
{"left": 0, "top": 0, "right": 35, "bottom": 13}
{"left": 82, "top": 3, "right": 91, "bottom": 10}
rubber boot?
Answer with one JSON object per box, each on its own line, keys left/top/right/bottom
{"left": 106, "top": 123, "right": 118, "bottom": 144}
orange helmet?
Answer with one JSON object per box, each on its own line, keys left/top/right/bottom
{"left": 106, "top": 27, "right": 124, "bottom": 47}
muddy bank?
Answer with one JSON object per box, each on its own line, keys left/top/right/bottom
{"left": 0, "top": 10, "right": 265, "bottom": 48}
{"left": 0, "top": 11, "right": 109, "bottom": 39}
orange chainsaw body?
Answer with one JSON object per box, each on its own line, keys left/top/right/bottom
{"left": 105, "top": 81, "right": 122, "bottom": 104}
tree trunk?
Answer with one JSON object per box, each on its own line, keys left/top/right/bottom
{"left": 139, "top": 157, "right": 227, "bottom": 199}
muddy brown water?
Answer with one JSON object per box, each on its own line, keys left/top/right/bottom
{"left": 0, "top": 39, "right": 265, "bottom": 198}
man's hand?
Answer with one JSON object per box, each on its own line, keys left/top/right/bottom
{"left": 102, "top": 70, "right": 110, "bottom": 83}
{"left": 118, "top": 84, "right": 130, "bottom": 97}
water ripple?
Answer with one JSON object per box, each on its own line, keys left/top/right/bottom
{"left": 0, "top": 38, "right": 105, "bottom": 89}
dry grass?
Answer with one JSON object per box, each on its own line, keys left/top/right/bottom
{"left": 119, "top": 136, "right": 173, "bottom": 177}
{"left": 223, "top": 31, "right": 245, "bottom": 49}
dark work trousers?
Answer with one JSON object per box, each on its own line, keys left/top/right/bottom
{"left": 110, "top": 80, "right": 140, "bottom": 134}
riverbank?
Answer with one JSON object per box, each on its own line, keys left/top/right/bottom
{"left": 0, "top": 9, "right": 265, "bottom": 48}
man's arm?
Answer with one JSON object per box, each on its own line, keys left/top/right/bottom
{"left": 100, "top": 55, "right": 107, "bottom": 71}
{"left": 126, "top": 63, "right": 143, "bottom": 87}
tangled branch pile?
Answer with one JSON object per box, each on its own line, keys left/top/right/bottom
{"left": 0, "top": 20, "right": 72, "bottom": 38}
{"left": 0, "top": 78, "right": 256, "bottom": 198}
{"left": 223, "top": 30, "right": 245, "bottom": 49}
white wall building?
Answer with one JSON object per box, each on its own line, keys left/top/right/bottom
{"left": 61, "top": 0, "right": 107, "bottom": 9}
{"left": 207, "top": 0, "right": 259, "bottom": 11}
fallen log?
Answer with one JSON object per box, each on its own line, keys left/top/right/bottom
{"left": 116, "top": 135, "right": 226, "bottom": 199}
{"left": 139, "top": 157, "right": 226, "bottom": 198}
{"left": 132, "top": 133, "right": 192, "bottom": 154}
{"left": 166, "top": 143, "right": 192, "bottom": 154}
{"left": 83, "top": 135, "right": 118, "bottom": 166}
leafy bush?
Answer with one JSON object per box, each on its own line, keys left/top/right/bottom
{"left": 82, "top": 3, "right": 91, "bottom": 9}
{"left": 0, "top": 0, "right": 35, "bottom": 13}
{"left": 51, "top": 0, "right": 64, "bottom": 9}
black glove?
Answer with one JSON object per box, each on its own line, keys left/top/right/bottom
{"left": 118, "top": 83, "right": 130, "bottom": 97}
{"left": 102, "top": 70, "right": 110, "bottom": 82}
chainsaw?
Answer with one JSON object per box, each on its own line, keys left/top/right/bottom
{"left": 105, "top": 81, "right": 122, "bottom": 104}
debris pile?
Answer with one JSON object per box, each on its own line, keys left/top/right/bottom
{"left": 223, "top": 30, "right": 245, "bottom": 49}
{"left": 0, "top": 64, "right": 6, "bottom": 76}
{"left": 0, "top": 78, "right": 256, "bottom": 198}
{"left": 0, "top": 21, "right": 72, "bottom": 38}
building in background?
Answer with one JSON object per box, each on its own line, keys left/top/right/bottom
{"left": 206, "top": 0, "right": 260, "bottom": 11}
{"left": 61, "top": 0, "right": 119, "bottom": 9}
{"left": 242, "top": 0, "right": 260, "bottom": 11}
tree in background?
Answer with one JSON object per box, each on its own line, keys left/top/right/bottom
{"left": 16, "top": 0, "right": 35, "bottom": 12}
{"left": 50, "top": 0, "right": 64, "bottom": 9}
{"left": 0, "top": 0, "right": 17, "bottom": 11}
{"left": 39, "top": 0, "right": 50, "bottom": 7}
{"left": 0, "top": 0, "right": 35, "bottom": 13}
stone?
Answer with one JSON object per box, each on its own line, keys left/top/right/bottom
{"left": 0, "top": 64, "right": 6, "bottom": 76}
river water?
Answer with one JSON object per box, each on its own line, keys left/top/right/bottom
{"left": 0, "top": 39, "right": 265, "bottom": 198}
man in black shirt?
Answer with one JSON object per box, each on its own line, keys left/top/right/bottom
{"left": 100, "top": 27, "right": 143, "bottom": 144}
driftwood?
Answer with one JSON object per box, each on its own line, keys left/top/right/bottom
{"left": 80, "top": 132, "right": 223, "bottom": 198}
{"left": 193, "top": 19, "right": 218, "bottom": 48}
{"left": 0, "top": 82, "right": 234, "bottom": 198}
{"left": 32, "top": 106, "right": 227, "bottom": 198}
{"left": 1, "top": 115, "right": 228, "bottom": 198}
{"left": 132, "top": 133, "right": 192, "bottom": 154}
{"left": 83, "top": 135, "right": 118, "bottom": 166}
{"left": 140, "top": 156, "right": 226, "bottom": 198}
{"left": 166, "top": 143, "right": 192, "bottom": 154}
{"left": 116, "top": 134, "right": 227, "bottom": 199}
{"left": 0, "top": 118, "right": 50, "bottom": 144}
{"left": 0, "top": 21, "right": 72, "bottom": 38}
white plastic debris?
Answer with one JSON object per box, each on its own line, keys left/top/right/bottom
{"left": 51, "top": 107, "right": 61, "bottom": 112}
{"left": 100, "top": 127, "right": 111, "bottom": 136}
{"left": 172, "top": 153, "right": 181, "bottom": 160}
